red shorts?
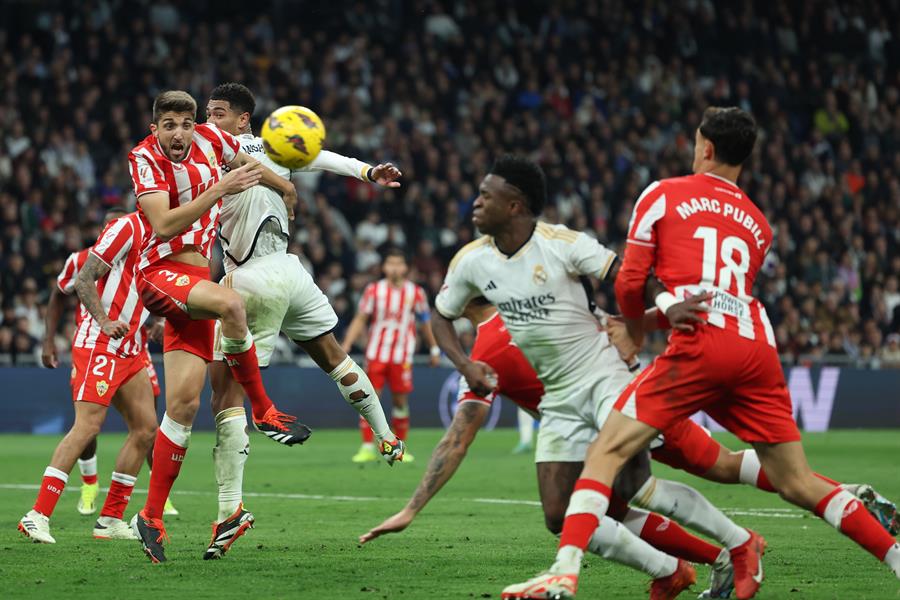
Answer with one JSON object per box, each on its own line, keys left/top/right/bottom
{"left": 137, "top": 259, "right": 214, "bottom": 362}
{"left": 615, "top": 327, "right": 801, "bottom": 444}
{"left": 143, "top": 348, "right": 161, "bottom": 397}
{"left": 367, "top": 360, "right": 413, "bottom": 394}
{"left": 70, "top": 347, "right": 146, "bottom": 406}
{"left": 652, "top": 419, "right": 722, "bottom": 476}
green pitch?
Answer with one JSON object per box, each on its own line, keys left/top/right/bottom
{"left": 0, "top": 429, "right": 897, "bottom": 599}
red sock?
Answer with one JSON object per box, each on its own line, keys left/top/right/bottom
{"left": 82, "top": 474, "right": 98, "bottom": 485}
{"left": 392, "top": 416, "right": 409, "bottom": 441}
{"left": 224, "top": 342, "right": 273, "bottom": 421}
{"left": 33, "top": 467, "right": 68, "bottom": 518}
{"left": 637, "top": 511, "right": 722, "bottom": 564}
{"left": 360, "top": 416, "right": 374, "bottom": 443}
{"left": 815, "top": 487, "right": 896, "bottom": 560}
{"left": 144, "top": 430, "right": 187, "bottom": 520}
{"left": 558, "top": 479, "right": 611, "bottom": 551}
{"left": 100, "top": 472, "right": 137, "bottom": 520}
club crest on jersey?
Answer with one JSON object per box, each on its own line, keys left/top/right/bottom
{"left": 96, "top": 380, "right": 109, "bottom": 397}
{"left": 175, "top": 275, "right": 191, "bottom": 287}
{"left": 532, "top": 265, "right": 548, "bottom": 285}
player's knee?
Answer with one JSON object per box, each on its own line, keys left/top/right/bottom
{"left": 219, "top": 289, "right": 246, "bottom": 325}
{"left": 134, "top": 422, "right": 158, "bottom": 450}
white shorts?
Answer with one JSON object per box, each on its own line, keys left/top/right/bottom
{"left": 213, "top": 252, "right": 338, "bottom": 366}
{"left": 534, "top": 353, "right": 635, "bottom": 464}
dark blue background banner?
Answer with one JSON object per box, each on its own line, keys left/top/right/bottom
{"left": 1, "top": 365, "right": 898, "bottom": 434}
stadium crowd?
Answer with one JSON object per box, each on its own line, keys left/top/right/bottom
{"left": 0, "top": 0, "right": 898, "bottom": 367}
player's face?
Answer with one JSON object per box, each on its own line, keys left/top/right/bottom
{"left": 151, "top": 112, "right": 196, "bottom": 162}
{"left": 473, "top": 174, "right": 516, "bottom": 236}
{"left": 383, "top": 256, "right": 408, "bottom": 282}
{"left": 206, "top": 100, "right": 246, "bottom": 136}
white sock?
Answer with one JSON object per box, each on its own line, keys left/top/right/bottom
{"left": 885, "top": 543, "right": 900, "bottom": 578}
{"left": 213, "top": 407, "right": 250, "bottom": 522}
{"left": 517, "top": 408, "right": 534, "bottom": 445}
{"left": 329, "top": 357, "right": 394, "bottom": 442}
{"left": 220, "top": 332, "right": 253, "bottom": 354}
{"left": 78, "top": 456, "right": 98, "bottom": 481}
{"left": 634, "top": 476, "right": 750, "bottom": 549}
{"left": 738, "top": 449, "right": 763, "bottom": 487}
{"left": 160, "top": 413, "right": 192, "bottom": 448}
{"left": 588, "top": 516, "right": 678, "bottom": 578}
{"left": 553, "top": 545, "right": 585, "bottom": 574}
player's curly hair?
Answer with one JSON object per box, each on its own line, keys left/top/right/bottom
{"left": 699, "top": 107, "right": 757, "bottom": 166}
{"left": 489, "top": 154, "right": 546, "bottom": 216}
{"left": 210, "top": 82, "right": 256, "bottom": 117}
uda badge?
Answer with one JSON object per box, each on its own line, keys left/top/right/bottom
{"left": 175, "top": 275, "right": 191, "bottom": 287}
{"left": 96, "top": 380, "right": 109, "bottom": 397}
{"left": 532, "top": 264, "right": 548, "bottom": 285}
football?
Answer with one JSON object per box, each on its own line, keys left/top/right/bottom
{"left": 260, "top": 105, "right": 326, "bottom": 169}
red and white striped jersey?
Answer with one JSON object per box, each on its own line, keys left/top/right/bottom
{"left": 617, "top": 172, "right": 775, "bottom": 346}
{"left": 128, "top": 123, "right": 240, "bottom": 269}
{"left": 73, "top": 213, "right": 151, "bottom": 358}
{"left": 57, "top": 249, "right": 90, "bottom": 328}
{"left": 358, "top": 279, "right": 430, "bottom": 364}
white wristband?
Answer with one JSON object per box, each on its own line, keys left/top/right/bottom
{"left": 430, "top": 346, "right": 441, "bottom": 358}
{"left": 655, "top": 291, "right": 679, "bottom": 315}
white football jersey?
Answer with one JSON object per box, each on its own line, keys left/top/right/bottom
{"left": 219, "top": 133, "right": 372, "bottom": 272}
{"left": 436, "top": 222, "right": 619, "bottom": 395}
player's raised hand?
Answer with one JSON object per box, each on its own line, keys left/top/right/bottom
{"left": 460, "top": 360, "right": 498, "bottom": 398}
{"left": 606, "top": 316, "right": 640, "bottom": 364}
{"left": 41, "top": 339, "right": 58, "bottom": 369}
{"left": 665, "top": 292, "right": 712, "bottom": 333}
{"left": 370, "top": 163, "right": 402, "bottom": 188}
{"left": 359, "top": 508, "right": 415, "bottom": 544}
{"left": 218, "top": 161, "right": 263, "bottom": 195}
{"left": 101, "top": 319, "right": 130, "bottom": 339}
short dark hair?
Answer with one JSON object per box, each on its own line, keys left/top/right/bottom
{"left": 105, "top": 206, "right": 127, "bottom": 218}
{"left": 698, "top": 107, "right": 757, "bottom": 166}
{"left": 152, "top": 90, "right": 197, "bottom": 123}
{"left": 209, "top": 82, "right": 256, "bottom": 116}
{"left": 489, "top": 154, "right": 546, "bottom": 215}
{"left": 381, "top": 246, "right": 407, "bottom": 263}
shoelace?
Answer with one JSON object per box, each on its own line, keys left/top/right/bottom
{"left": 145, "top": 516, "right": 169, "bottom": 544}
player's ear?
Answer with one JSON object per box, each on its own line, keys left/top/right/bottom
{"left": 704, "top": 138, "right": 715, "bottom": 161}
{"left": 150, "top": 123, "right": 158, "bottom": 136}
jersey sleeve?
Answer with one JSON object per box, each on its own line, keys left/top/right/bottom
{"left": 56, "top": 253, "right": 80, "bottom": 294}
{"left": 626, "top": 181, "right": 666, "bottom": 247}
{"left": 198, "top": 123, "right": 241, "bottom": 164}
{"left": 300, "top": 150, "right": 371, "bottom": 181}
{"left": 358, "top": 284, "right": 376, "bottom": 316}
{"left": 128, "top": 150, "right": 169, "bottom": 198}
{"left": 565, "top": 231, "right": 618, "bottom": 280}
{"left": 413, "top": 285, "right": 431, "bottom": 322}
{"left": 616, "top": 182, "right": 665, "bottom": 318}
{"left": 90, "top": 217, "right": 134, "bottom": 267}
{"left": 435, "top": 252, "right": 479, "bottom": 320}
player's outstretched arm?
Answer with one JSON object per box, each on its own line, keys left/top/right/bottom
{"left": 302, "top": 150, "right": 402, "bottom": 188}
{"left": 41, "top": 286, "right": 65, "bottom": 368}
{"left": 139, "top": 162, "right": 262, "bottom": 240}
{"left": 230, "top": 150, "right": 298, "bottom": 218}
{"left": 359, "top": 401, "right": 488, "bottom": 544}
{"left": 73, "top": 254, "right": 128, "bottom": 339}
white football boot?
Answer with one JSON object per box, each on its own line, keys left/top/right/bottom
{"left": 18, "top": 510, "right": 56, "bottom": 543}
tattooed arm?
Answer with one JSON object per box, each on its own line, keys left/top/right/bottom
{"left": 359, "top": 401, "right": 489, "bottom": 543}
{"left": 73, "top": 254, "right": 129, "bottom": 339}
